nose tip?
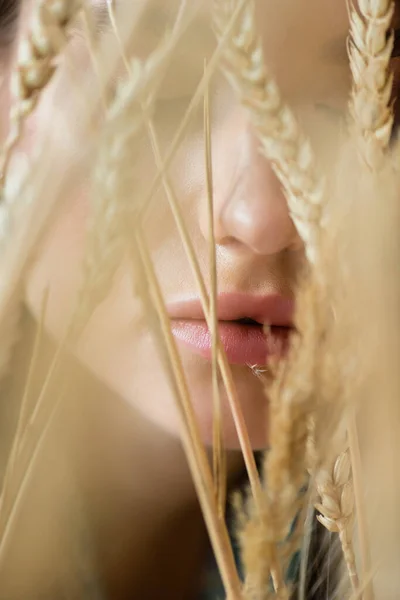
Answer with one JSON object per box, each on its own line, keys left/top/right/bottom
{"left": 206, "top": 122, "right": 301, "bottom": 256}
{"left": 217, "top": 157, "right": 299, "bottom": 254}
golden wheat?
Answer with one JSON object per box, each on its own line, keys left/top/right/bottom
{"left": 2, "top": 1, "right": 400, "bottom": 599}
{"left": 315, "top": 450, "right": 359, "bottom": 593}
{"left": 348, "top": 0, "right": 395, "bottom": 166}
{"left": 213, "top": 0, "right": 324, "bottom": 265}
{"left": 0, "top": 0, "right": 83, "bottom": 185}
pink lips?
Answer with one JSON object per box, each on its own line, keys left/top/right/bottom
{"left": 168, "top": 293, "right": 294, "bottom": 366}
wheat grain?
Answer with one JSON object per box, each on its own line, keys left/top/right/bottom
{"left": 348, "top": 0, "right": 395, "bottom": 167}
{"left": 213, "top": 0, "right": 324, "bottom": 265}
{"left": 315, "top": 449, "right": 359, "bottom": 593}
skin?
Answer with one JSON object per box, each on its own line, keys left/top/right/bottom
{"left": 24, "top": 0, "right": 351, "bottom": 449}
{"left": 0, "top": 0, "right": 395, "bottom": 598}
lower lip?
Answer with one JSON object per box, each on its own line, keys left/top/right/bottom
{"left": 170, "top": 320, "right": 292, "bottom": 365}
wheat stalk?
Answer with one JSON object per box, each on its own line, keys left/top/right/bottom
{"left": 204, "top": 72, "right": 227, "bottom": 518}
{"left": 213, "top": 0, "right": 324, "bottom": 265}
{"left": 105, "top": 0, "right": 262, "bottom": 527}
{"left": 348, "top": 0, "right": 395, "bottom": 167}
{"left": 0, "top": 289, "right": 48, "bottom": 523}
{"left": 0, "top": 0, "right": 83, "bottom": 187}
{"left": 135, "top": 0, "right": 249, "bottom": 225}
{"left": 315, "top": 449, "right": 359, "bottom": 593}
{"left": 0, "top": 392, "right": 63, "bottom": 569}
{"left": 347, "top": 412, "right": 373, "bottom": 600}
{"left": 131, "top": 228, "right": 242, "bottom": 600}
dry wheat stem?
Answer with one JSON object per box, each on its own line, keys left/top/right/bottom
{"left": 132, "top": 228, "right": 242, "bottom": 599}
{"left": 136, "top": 0, "right": 249, "bottom": 225}
{"left": 315, "top": 449, "right": 360, "bottom": 593}
{"left": 0, "top": 288, "right": 49, "bottom": 521}
{"left": 74, "top": 4, "right": 197, "bottom": 332}
{"left": 204, "top": 71, "right": 227, "bottom": 519}
{"left": 347, "top": 411, "right": 374, "bottom": 600}
{"left": 145, "top": 117, "right": 263, "bottom": 510}
{"left": 0, "top": 0, "right": 83, "bottom": 186}
{"left": 107, "top": 0, "right": 255, "bottom": 516}
{"left": 105, "top": 2, "right": 247, "bottom": 519}
{"left": 0, "top": 392, "right": 63, "bottom": 570}
{"left": 213, "top": 0, "right": 324, "bottom": 265}
{"left": 348, "top": 0, "right": 395, "bottom": 167}
{"left": 0, "top": 319, "right": 71, "bottom": 547}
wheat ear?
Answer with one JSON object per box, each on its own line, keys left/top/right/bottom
{"left": 213, "top": 0, "right": 324, "bottom": 264}
{"left": 315, "top": 449, "right": 359, "bottom": 593}
{"left": 0, "top": 0, "right": 82, "bottom": 186}
{"left": 235, "top": 280, "right": 319, "bottom": 599}
{"left": 348, "top": 0, "right": 395, "bottom": 167}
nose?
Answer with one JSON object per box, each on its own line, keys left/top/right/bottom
{"left": 200, "top": 110, "right": 301, "bottom": 256}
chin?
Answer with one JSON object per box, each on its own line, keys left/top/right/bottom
{"left": 74, "top": 315, "right": 270, "bottom": 451}
{"left": 129, "top": 348, "right": 270, "bottom": 451}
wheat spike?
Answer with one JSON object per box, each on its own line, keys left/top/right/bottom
{"left": 236, "top": 280, "right": 320, "bottom": 599}
{"left": 213, "top": 0, "right": 324, "bottom": 264}
{"left": 348, "top": 0, "right": 395, "bottom": 166}
{"left": 0, "top": 0, "right": 83, "bottom": 187}
{"left": 315, "top": 449, "right": 359, "bottom": 593}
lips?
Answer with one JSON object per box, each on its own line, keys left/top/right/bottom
{"left": 168, "top": 293, "right": 294, "bottom": 366}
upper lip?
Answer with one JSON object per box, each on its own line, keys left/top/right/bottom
{"left": 167, "top": 293, "right": 295, "bottom": 327}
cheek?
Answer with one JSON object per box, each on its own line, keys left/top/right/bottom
{"left": 24, "top": 189, "right": 89, "bottom": 335}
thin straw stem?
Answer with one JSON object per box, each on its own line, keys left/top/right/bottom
{"left": 132, "top": 229, "right": 242, "bottom": 599}
{"left": 0, "top": 325, "right": 69, "bottom": 538}
{"left": 135, "top": 0, "right": 249, "bottom": 224}
{"left": 0, "top": 393, "right": 63, "bottom": 569}
{"left": 204, "top": 67, "right": 226, "bottom": 519}
{"left": 145, "top": 117, "right": 263, "bottom": 508}
{"left": 107, "top": 0, "right": 233, "bottom": 516}
{"left": 348, "top": 412, "right": 373, "bottom": 600}
{"left": 0, "top": 288, "right": 49, "bottom": 516}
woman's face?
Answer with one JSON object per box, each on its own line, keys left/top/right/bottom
{"left": 3, "top": 0, "right": 387, "bottom": 448}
